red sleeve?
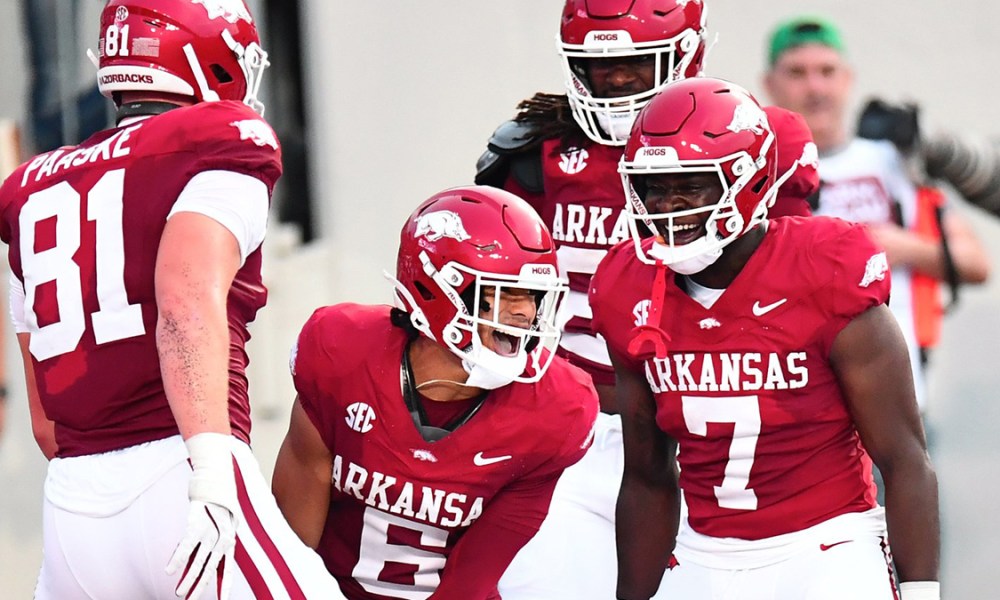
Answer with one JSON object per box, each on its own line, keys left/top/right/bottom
{"left": 291, "top": 306, "right": 340, "bottom": 450}
{"left": 811, "top": 222, "right": 892, "bottom": 351}
{"left": 430, "top": 470, "right": 562, "bottom": 600}
{"left": 179, "top": 101, "right": 283, "bottom": 193}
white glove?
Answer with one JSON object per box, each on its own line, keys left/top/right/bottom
{"left": 166, "top": 433, "right": 240, "bottom": 600}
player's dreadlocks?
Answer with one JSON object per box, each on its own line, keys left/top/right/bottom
{"left": 513, "top": 92, "right": 588, "bottom": 151}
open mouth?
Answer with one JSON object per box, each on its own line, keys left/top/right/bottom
{"left": 659, "top": 221, "right": 704, "bottom": 246}
{"left": 491, "top": 331, "right": 523, "bottom": 357}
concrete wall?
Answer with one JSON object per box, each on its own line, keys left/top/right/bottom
{"left": 2, "top": 1, "right": 999, "bottom": 597}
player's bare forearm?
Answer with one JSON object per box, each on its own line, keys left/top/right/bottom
{"left": 155, "top": 213, "right": 240, "bottom": 438}
{"left": 882, "top": 455, "right": 940, "bottom": 583}
{"left": 156, "top": 291, "right": 232, "bottom": 437}
{"left": 272, "top": 398, "right": 332, "bottom": 549}
{"left": 614, "top": 355, "right": 678, "bottom": 600}
{"left": 616, "top": 470, "right": 679, "bottom": 600}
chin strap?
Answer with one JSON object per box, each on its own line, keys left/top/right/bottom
{"left": 627, "top": 259, "right": 671, "bottom": 361}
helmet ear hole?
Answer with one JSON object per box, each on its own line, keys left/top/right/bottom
{"left": 414, "top": 281, "right": 435, "bottom": 302}
{"left": 210, "top": 64, "right": 234, "bottom": 84}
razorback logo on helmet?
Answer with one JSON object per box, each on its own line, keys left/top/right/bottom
{"left": 230, "top": 119, "right": 278, "bottom": 149}
{"left": 415, "top": 210, "right": 471, "bottom": 242}
{"left": 860, "top": 252, "right": 889, "bottom": 288}
{"left": 192, "top": 0, "right": 253, "bottom": 24}
{"left": 728, "top": 95, "right": 769, "bottom": 135}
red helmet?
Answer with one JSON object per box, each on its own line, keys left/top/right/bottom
{"left": 558, "top": 0, "right": 708, "bottom": 145}
{"left": 619, "top": 77, "right": 777, "bottom": 267}
{"left": 94, "top": 0, "right": 269, "bottom": 114}
{"left": 392, "top": 186, "right": 568, "bottom": 385}
{"left": 763, "top": 105, "right": 820, "bottom": 216}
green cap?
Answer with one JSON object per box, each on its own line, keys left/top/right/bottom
{"left": 768, "top": 16, "right": 845, "bottom": 65}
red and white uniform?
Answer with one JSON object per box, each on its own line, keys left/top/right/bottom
{"left": 291, "top": 303, "right": 599, "bottom": 600}
{"left": 506, "top": 140, "right": 627, "bottom": 385}
{"left": 1, "top": 101, "right": 342, "bottom": 599}
{"left": 1, "top": 101, "right": 277, "bottom": 457}
{"left": 592, "top": 217, "right": 885, "bottom": 540}
{"left": 592, "top": 217, "right": 898, "bottom": 596}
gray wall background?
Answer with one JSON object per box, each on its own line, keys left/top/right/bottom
{"left": 2, "top": 1, "right": 999, "bottom": 597}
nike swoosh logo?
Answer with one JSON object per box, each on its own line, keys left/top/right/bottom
{"left": 752, "top": 298, "right": 787, "bottom": 316}
{"left": 819, "top": 540, "right": 853, "bottom": 551}
{"left": 473, "top": 452, "right": 512, "bottom": 467}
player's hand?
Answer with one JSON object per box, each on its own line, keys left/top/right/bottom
{"left": 166, "top": 433, "right": 240, "bottom": 600}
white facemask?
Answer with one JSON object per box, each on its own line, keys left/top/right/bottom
{"left": 596, "top": 111, "right": 637, "bottom": 143}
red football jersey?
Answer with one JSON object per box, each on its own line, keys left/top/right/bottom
{"left": 0, "top": 101, "right": 282, "bottom": 457}
{"left": 590, "top": 217, "right": 887, "bottom": 539}
{"left": 291, "top": 304, "right": 599, "bottom": 600}
{"left": 505, "top": 140, "right": 627, "bottom": 384}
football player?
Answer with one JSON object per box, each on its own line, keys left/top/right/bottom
{"left": 0, "top": 1, "right": 344, "bottom": 598}
{"left": 271, "top": 185, "right": 600, "bottom": 600}
{"left": 474, "top": 2, "right": 816, "bottom": 597}
{"left": 589, "top": 76, "right": 940, "bottom": 600}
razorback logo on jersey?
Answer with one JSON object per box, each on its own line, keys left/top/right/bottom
{"left": 192, "top": 0, "right": 253, "bottom": 24}
{"left": 230, "top": 119, "right": 278, "bottom": 149}
{"left": 699, "top": 318, "right": 721, "bottom": 330}
{"left": 415, "top": 210, "right": 471, "bottom": 242}
{"left": 799, "top": 142, "right": 819, "bottom": 169}
{"left": 860, "top": 252, "right": 889, "bottom": 288}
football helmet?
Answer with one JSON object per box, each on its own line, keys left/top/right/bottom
{"left": 764, "top": 105, "right": 820, "bottom": 210}
{"left": 391, "top": 186, "right": 569, "bottom": 387}
{"left": 93, "top": 0, "right": 269, "bottom": 114}
{"left": 619, "top": 77, "right": 777, "bottom": 271}
{"left": 558, "top": 0, "right": 708, "bottom": 145}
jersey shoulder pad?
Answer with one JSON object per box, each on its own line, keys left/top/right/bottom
{"left": 154, "top": 102, "right": 283, "bottom": 189}
{"left": 475, "top": 119, "right": 544, "bottom": 194}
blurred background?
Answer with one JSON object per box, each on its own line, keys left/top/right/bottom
{"left": 2, "top": 0, "right": 998, "bottom": 596}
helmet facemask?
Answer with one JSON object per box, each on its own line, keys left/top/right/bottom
{"left": 391, "top": 255, "right": 568, "bottom": 389}
{"left": 621, "top": 145, "right": 772, "bottom": 271}
{"left": 558, "top": 24, "right": 706, "bottom": 145}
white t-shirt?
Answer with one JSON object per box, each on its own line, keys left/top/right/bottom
{"left": 816, "top": 138, "right": 926, "bottom": 409}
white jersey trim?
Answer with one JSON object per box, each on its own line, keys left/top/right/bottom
{"left": 559, "top": 331, "right": 612, "bottom": 366}
{"left": 8, "top": 272, "right": 27, "bottom": 333}
{"left": 169, "top": 170, "right": 269, "bottom": 266}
